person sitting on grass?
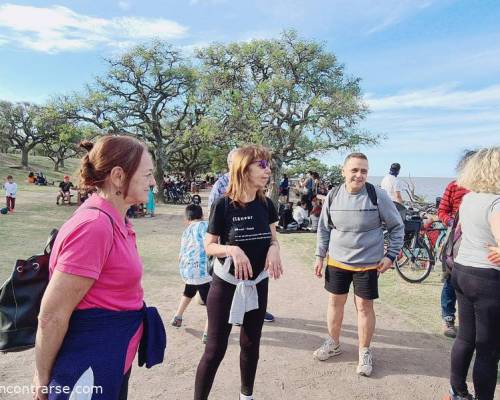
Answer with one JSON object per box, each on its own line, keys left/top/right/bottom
{"left": 27, "top": 171, "right": 36, "bottom": 184}
{"left": 35, "top": 171, "right": 47, "bottom": 186}
{"left": 278, "top": 202, "right": 294, "bottom": 230}
{"left": 171, "top": 204, "right": 212, "bottom": 344}
{"left": 293, "top": 201, "right": 310, "bottom": 230}
{"left": 310, "top": 198, "right": 323, "bottom": 232}
{"left": 56, "top": 175, "right": 74, "bottom": 205}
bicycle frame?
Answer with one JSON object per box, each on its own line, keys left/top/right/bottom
{"left": 420, "top": 221, "right": 448, "bottom": 262}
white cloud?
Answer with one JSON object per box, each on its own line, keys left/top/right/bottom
{"left": 0, "top": 4, "right": 188, "bottom": 53}
{"left": 118, "top": 1, "right": 132, "bottom": 11}
{"left": 365, "top": 0, "right": 435, "bottom": 34}
{"left": 365, "top": 84, "right": 500, "bottom": 111}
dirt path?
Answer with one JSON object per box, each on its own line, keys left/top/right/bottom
{"left": 1, "top": 202, "right": 498, "bottom": 399}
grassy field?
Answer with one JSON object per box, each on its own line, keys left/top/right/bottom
{"left": 0, "top": 153, "right": 446, "bottom": 337}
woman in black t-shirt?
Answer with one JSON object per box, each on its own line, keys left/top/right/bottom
{"left": 194, "top": 145, "right": 283, "bottom": 400}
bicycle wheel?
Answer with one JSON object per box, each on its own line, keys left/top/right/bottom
{"left": 395, "top": 237, "right": 434, "bottom": 283}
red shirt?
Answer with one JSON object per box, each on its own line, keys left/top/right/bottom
{"left": 438, "top": 180, "right": 469, "bottom": 226}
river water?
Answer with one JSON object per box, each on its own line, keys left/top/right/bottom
{"left": 370, "top": 176, "right": 453, "bottom": 203}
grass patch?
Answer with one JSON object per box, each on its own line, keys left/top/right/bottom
{"left": 0, "top": 153, "right": 81, "bottom": 185}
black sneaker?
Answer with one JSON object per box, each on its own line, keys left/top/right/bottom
{"left": 443, "top": 388, "right": 475, "bottom": 400}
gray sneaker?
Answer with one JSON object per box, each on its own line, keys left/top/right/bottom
{"left": 313, "top": 337, "right": 342, "bottom": 361}
{"left": 356, "top": 348, "right": 373, "bottom": 377}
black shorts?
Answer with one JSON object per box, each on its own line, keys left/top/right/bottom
{"left": 324, "top": 266, "right": 379, "bottom": 300}
{"left": 183, "top": 282, "right": 211, "bottom": 304}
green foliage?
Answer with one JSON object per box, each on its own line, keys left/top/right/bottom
{"left": 2, "top": 33, "right": 377, "bottom": 185}
{"left": 285, "top": 158, "right": 330, "bottom": 177}
{"left": 284, "top": 157, "right": 343, "bottom": 186}
{"left": 197, "top": 30, "right": 378, "bottom": 167}
{"left": 0, "top": 101, "right": 54, "bottom": 166}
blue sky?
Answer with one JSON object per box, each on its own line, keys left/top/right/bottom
{"left": 0, "top": 0, "right": 499, "bottom": 177}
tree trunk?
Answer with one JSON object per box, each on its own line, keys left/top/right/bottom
{"left": 21, "top": 148, "right": 29, "bottom": 167}
{"left": 54, "top": 159, "right": 61, "bottom": 172}
{"left": 269, "top": 159, "right": 282, "bottom": 208}
{"left": 60, "top": 159, "right": 65, "bottom": 168}
{"left": 184, "top": 168, "right": 193, "bottom": 181}
{"left": 154, "top": 151, "right": 167, "bottom": 202}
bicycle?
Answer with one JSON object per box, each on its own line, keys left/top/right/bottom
{"left": 387, "top": 207, "right": 434, "bottom": 283}
{"left": 163, "top": 185, "right": 192, "bottom": 204}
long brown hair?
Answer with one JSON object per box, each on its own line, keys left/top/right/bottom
{"left": 226, "top": 145, "right": 272, "bottom": 207}
{"left": 79, "top": 135, "right": 147, "bottom": 197}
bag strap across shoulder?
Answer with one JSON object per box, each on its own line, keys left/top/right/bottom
{"left": 85, "top": 206, "right": 115, "bottom": 227}
{"left": 83, "top": 207, "right": 116, "bottom": 260}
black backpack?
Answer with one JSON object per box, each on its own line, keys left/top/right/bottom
{"left": 0, "top": 229, "right": 58, "bottom": 352}
{"left": 326, "top": 183, "right": 378, "bottom": 229}
{"left": 0, "top": 207, "right": 114, "bottom": 352}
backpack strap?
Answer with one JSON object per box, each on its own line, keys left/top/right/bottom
{"left": 440, "top": 210, "right": 460, "bottom": 272}
{"left": 85, "top": 207, "right": 116, "bottom": 259}
{"left": 327, "top": 186, "right": 341, "bottom": 229}
{"left": 85, "top": 207, "right": 115, "bottom": 228}
{"left": 43, "top": 229, "right": 59, "bottom": 256}
{"left": 327, "top": 183, "right": 379, "bottom": 230}
{"left": 365, "top": 182, "right": 378, "bottom": 206}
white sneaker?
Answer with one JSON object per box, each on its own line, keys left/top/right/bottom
{"left": 313, "top": 337, "right": 342, "bottom": 361}
{"left": 356, "top": 348, "right": 373, "bottom": 377}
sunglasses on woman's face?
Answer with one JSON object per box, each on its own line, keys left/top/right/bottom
{"left": 252, "top": 159, "right": 271, "bottom": 169}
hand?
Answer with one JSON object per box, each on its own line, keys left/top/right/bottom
{"left": 314, "top": 257, "right": 324, "bottom": 278}
{"left": 33, "top": 372, "right": 49, "bottom": 400}
{"left": 265, "top": 244, "right": 283, "bottom": 279}
{"left": 377, "top": 257, "right": 393, "bottom": 274}
{"left": 486, "top": 244, "right": 500, "bottom": 265}
{"left": 228, "top": 246, "right": 253, "bottom": 280}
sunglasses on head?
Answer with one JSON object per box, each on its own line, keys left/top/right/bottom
{"left": 252, "top": 159, "right": 271, "bottom": 169}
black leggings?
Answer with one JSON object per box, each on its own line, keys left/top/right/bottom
{"left": 450, "top": 263, "right": 500, "bottom": 400}
{"left": 194, "top": 274, "right": 268, "bottom": 399}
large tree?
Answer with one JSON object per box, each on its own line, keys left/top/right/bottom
{"left": 39, "top": 107, "right": 89, "bottom": 171}
{"left": 0, "top": 101, "right": 51, "bottom": 166}
{"left": 197, "top": 30, "right": 377, "bottom": 200}
{"left": 0, "top": 117, "right": 10, "bottom": 153}
{"left": 57, "top": 41, "right": 202, "bottom": 194}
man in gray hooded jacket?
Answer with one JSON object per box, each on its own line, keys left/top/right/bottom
{"left": 313, "top": 152, "right": 404, "bottom": 377}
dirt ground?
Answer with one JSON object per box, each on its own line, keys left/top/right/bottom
{"left": 0, "top": 190, "right": 498, "bottom": 399}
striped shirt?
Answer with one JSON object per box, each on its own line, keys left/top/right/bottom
{"left": 208, "top": 173, "right": 229, "bottom": 210}
{"left": 438, "top": 181, "right": 469, "bottom": 226}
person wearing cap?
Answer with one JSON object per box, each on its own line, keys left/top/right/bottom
{"left": 381, "top": 162, "right": 404, "bottom": 204}
{"left": 57, "top": 175, "right": 74, "bottom": 205}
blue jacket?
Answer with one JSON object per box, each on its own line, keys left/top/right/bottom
{"left": 48, "top": 306, "right": 166, "bottom": 399}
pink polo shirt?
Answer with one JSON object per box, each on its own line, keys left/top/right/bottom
{"left": 49, "top": 194, "right": 144, "bottom": 373}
